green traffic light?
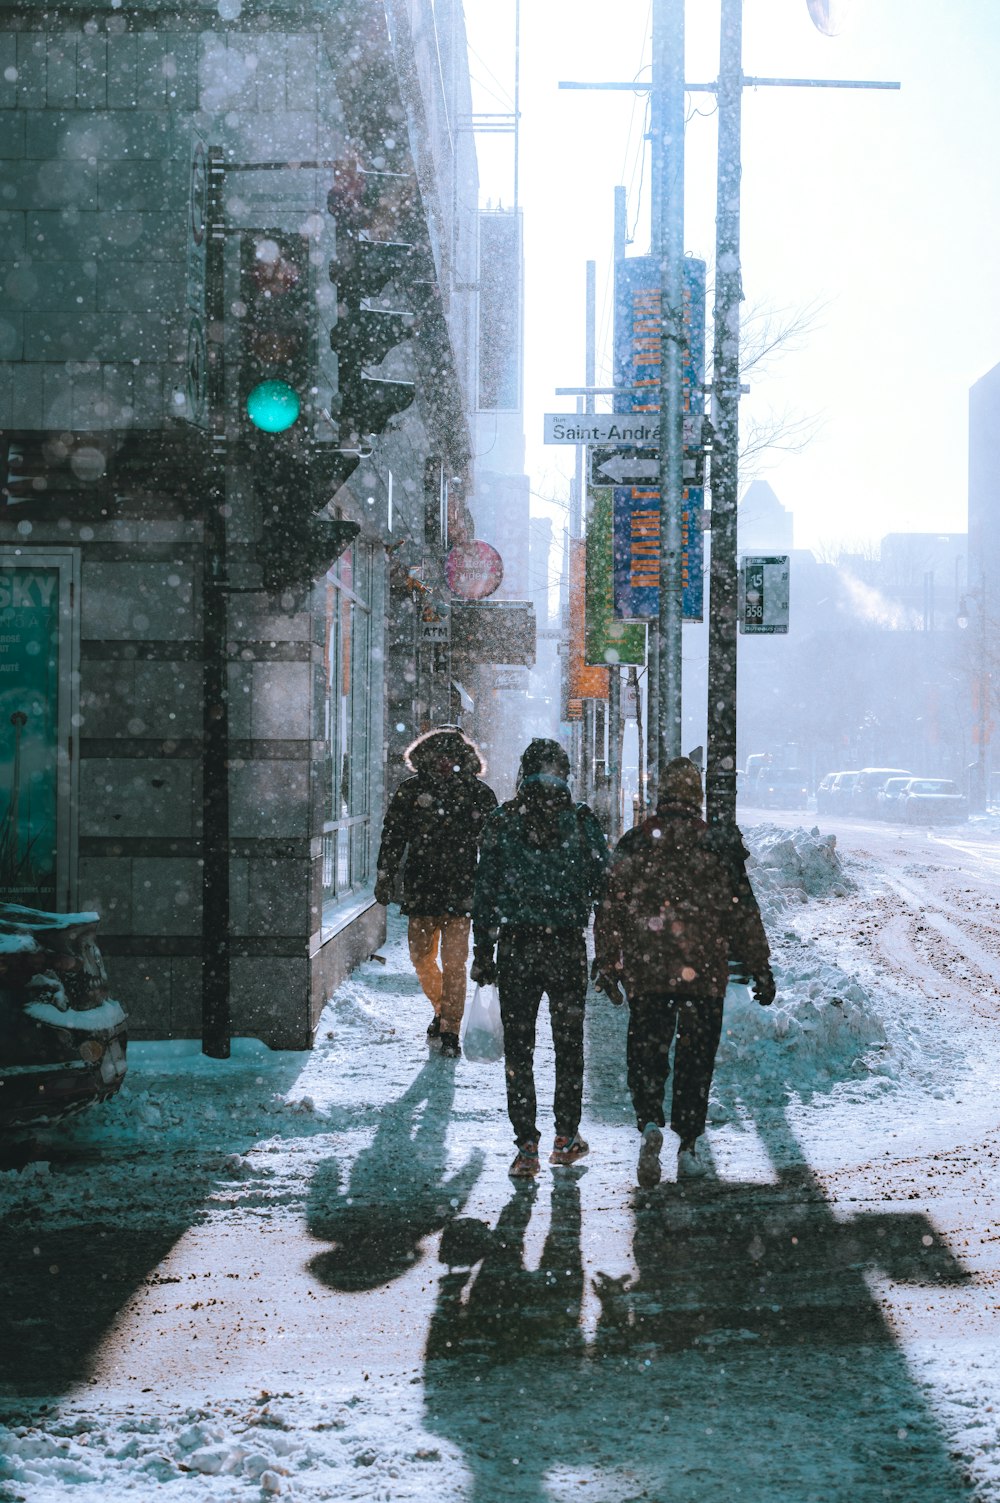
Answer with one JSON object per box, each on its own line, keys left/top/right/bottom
{"left": 246, "top": 379, "right": 301, "bottom": 433}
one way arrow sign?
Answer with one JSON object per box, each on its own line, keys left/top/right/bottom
{"left": 589, "top": 446, "right": 659, "bottom": 487}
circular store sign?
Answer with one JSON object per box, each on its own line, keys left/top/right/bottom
{"left": 445, "top": 541, "right": 504, "bottom": 600}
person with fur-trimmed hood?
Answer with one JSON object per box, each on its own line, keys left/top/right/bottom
{"left": 471, "top": 738, "right": 609, "bottom": 1178}
{"left": 375, "top": 727, "right": 498, "bottom": 1058}
{"left": 594, "top": 756, "right": 774, "bottom": 1188}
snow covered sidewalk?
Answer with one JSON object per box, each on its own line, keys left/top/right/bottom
{"left": 2, "top": 825, "right": 1000, "bottom": 1502}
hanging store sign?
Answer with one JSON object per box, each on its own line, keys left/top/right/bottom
{"left": 450, "top": 600, "right": 535, "bottom": 666}
{"left": 444, "top": 540, "right": 504, "bottom": 600}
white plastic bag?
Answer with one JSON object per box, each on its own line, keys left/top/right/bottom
{"left": 461, "top": 983, "right": 504, "bottom": 1063}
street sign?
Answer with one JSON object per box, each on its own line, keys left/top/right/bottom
{"left": 590, "top": 445, "right": 705, "bottom": 488}
{"left": 544, "top": 412, "right": 704, "bottom": 448}
{"left": 740, "top": 555, "right": 790, "bottom": 634}
{"left": 419, "top": 610, "right": 450, "bottom": 644}
{"left": 590, "top": 446, "right": 658, "bottom": 487}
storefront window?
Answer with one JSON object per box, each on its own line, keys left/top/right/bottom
{"left": 320, "top": 541, "right": 383, "bottom": 918}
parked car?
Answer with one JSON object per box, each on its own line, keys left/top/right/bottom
{"left": 900, "top": 778, "right": 968, "bottom": 824}
{"left": 0, "top": 904, "right": 127, "bottom": 1133}
{"left": 851, "top": 768, "right": 913, "bottom": 819}
{"left": 877, "top": 776, "right": 913, "bottom": 820}
{"left": 755, "top": 767, "right": 811, "bottom": 810}
{"left": 815, "top": 772, "right": 838, "bottom": 814}
{"left": 826, "top": 770, "right": 860, "bottom": 813}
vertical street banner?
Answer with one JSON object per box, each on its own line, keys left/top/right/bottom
{"left": 584, "top": 487, "right": 646, "bottom": 667}
{"left": 612, "top": 255, "right": 706, "bottom": 622}
{"left": 612, "top": 486, "right": 704, "bottom": 622}
{"left": 0, "top": 556, "right": 75, "bottom": 907}
{"left": 568, "top": 537, "right": 608, "bottom": 704}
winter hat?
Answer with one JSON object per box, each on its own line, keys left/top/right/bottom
{"left": 657, "top": 756, "right": 703, "bottom": 811}
{"left": 518, "top": 737, "right": 571, "bottom": 783}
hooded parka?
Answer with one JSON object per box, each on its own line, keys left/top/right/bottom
{"left": 376, "top": 729, "right": 498, "bottom": 917}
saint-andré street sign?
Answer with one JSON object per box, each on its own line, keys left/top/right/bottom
{"left": 544, "top": 412, "right": 704, "bottom": 448}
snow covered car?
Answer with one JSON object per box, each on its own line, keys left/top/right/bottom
{"left": 826, "top": 770, "right": 860, "bottom": 813}
{"left": 877, "top": 776, "right": 913, "bottom": 820}
{"left": 851, "top": 768, "right": 913, "bottom": 819}
{"left": 0, "top": 904, "right": 127, "bottom": 1133}
{"left": 755, "top": 767, "right": 810, "bottom": 810}
{"left": 899, "top": 778, "right": 968, "bottom": 824}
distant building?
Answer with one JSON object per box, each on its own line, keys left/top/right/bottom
{"left": 969, "top": 360, "right": 1000, "bottom": 587}
{"left": 737, "top": 479, "right": 794, "bottom": 554}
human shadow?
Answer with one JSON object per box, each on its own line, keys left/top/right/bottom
{"left": 307, "top": 1056, "right": 484, "bottom": 1290}
{"left": 421, "top": 1109, "right": 976, "bottom": 1503}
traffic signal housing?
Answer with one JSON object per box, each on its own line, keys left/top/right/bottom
{"left": 240, "top": 231, "right": 360, "bottom": 591}
{"left": 328, "top": 161, "right": 432, "bottom": 449}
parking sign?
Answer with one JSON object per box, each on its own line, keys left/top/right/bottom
{"left": 740, "top": 556, "right": 789, "bottom": 634}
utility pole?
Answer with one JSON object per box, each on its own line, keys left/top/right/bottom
{"left": 703, "top": 3, "right": 898, "bottom": 835}
{"left": 581, "top": 259, "right": 597, "bottom": 804}
{"left": 607, "top": 184, "right": 628, "bottom": 840}
{"left": 652, "top": 0, "right": 687, "bottom": 788}
{"left": 705, "top": 0, "right": 742, "bottom": 837}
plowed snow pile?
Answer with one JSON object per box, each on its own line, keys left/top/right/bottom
{"left": 715, "top": 824, "right": 886, "bottom": 1102}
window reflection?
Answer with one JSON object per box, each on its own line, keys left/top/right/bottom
{"left": 321, "top": 542, "right": 378, "bottom": 909}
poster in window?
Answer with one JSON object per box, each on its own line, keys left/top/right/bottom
{"left": 0, "top": 562, "right": 64, "bottom": 906}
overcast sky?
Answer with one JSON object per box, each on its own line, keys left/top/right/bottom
{"left": 463, "top": 0, "right": 1000, "bottom": 555}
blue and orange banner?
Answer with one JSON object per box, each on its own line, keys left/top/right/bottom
{"left": 611, "top": 255, "right": 705, "bottom": 622}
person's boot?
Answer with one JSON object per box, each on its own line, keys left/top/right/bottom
{"left": 426, "top": 1014, "right": 442, "bottom": 1044}
{"left": 509, "top": 1139, "right": 540, "bottom": 1178}
{"left": 676, "top": 1139, "right": 708, "bottom": 1179}
{"left": 549, "top": 1133, "right": 590, "bottom": 1166}
{"left": 637, "top": 1123, "right": 663, "bottom": 1188}
{"left": 439, "top": 1030, "right": 461, "bottom": 1059}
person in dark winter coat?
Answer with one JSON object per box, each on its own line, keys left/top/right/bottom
{"left": 594, "top": 756, "right": 774, "bottom": 1187}
{"left": 471, "top": 738, "right": 609, "bottom": 1178}
{"left": 375, "top": 727, "right": 498, "bottom": 1058}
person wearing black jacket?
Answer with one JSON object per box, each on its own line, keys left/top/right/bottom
{"left": 471, "top": 738, "right": 609, "bottom": 1177}
{"left": 375, "top": 727, "right": 497, "bottom": 1058}
{"left": 594, "top": 756, "right": 774, "bottom": 1188}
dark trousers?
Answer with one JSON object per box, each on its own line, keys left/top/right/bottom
{"left": 497, "top": 927, "right": 588, "bottom": 1146}
{"left": 627, "top": 992, "right": 725, "bottom": 1144}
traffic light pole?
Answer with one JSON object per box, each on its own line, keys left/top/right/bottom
{"left": 652, "top": 0, "right": 687, "bottom": 789}
{"left": 201, "top": 146, "right": 232, "bottom": 1058}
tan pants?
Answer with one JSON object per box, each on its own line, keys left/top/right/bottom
{"left": 407, "top": 914, "right": 471, "bottom": 1035}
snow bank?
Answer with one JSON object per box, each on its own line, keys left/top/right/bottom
{"left": 714, "top": 824, "right": 884, "bottom": 1105}
{"left": 744, "top": 822, "right": 855, "bottom": 920}
{"left": 0, "top": 1388, "right": 461, "bottom": 1503}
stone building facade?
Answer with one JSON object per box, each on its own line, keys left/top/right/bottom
{"left": 0, "top": 0, "right": 480, "bottom": 1048}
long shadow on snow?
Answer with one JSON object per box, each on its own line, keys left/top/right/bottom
{"left": 422, "top": 1108, "right": 976, "bottom": 1503}
{"left": 0, "top": 1050, "right": 310, "bottom": 1407}
{"left": 307, "top": 1054, "right": 484, "bottom": 1290}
